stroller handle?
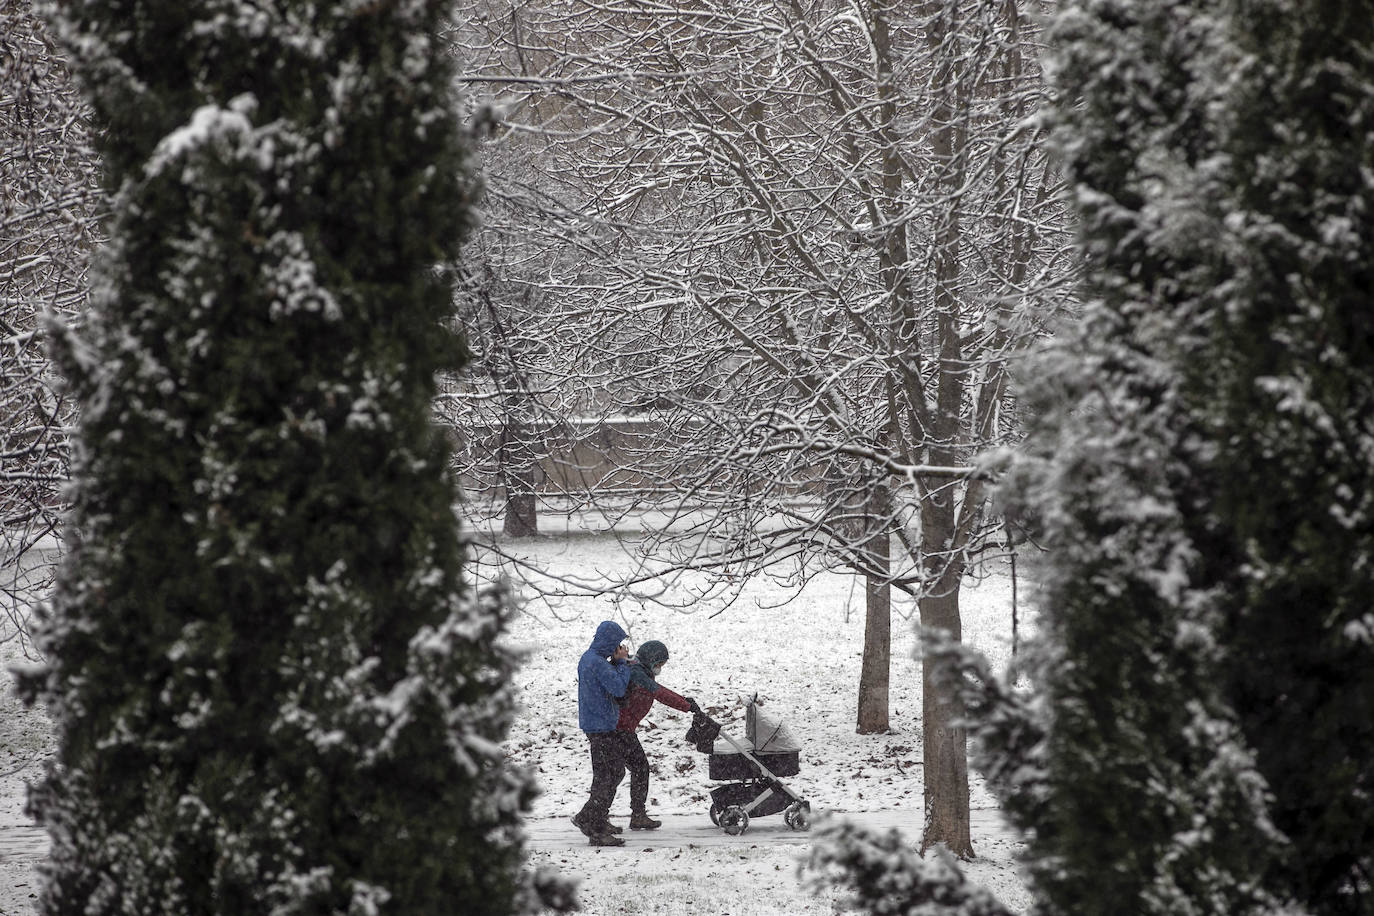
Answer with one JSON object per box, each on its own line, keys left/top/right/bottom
{"left": 685, "top": 709, "right": 723, "bottom": 753}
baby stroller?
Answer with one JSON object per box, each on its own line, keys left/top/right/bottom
{"left": 686, "top": 695, "right": 811, "bottom": 835}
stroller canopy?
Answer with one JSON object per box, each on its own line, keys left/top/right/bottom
{"left": 746, "top": 701, "right": 801, "bottom": 754}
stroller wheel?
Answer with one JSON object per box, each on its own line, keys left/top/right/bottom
{"left": 719, "top": 805, "right": 749, "bottom": 836}
{"left": 784, "top": 802, "right": 811, "bottom": 832}
{"left": 708, "top": 803, "right": 722, "bottom": 826}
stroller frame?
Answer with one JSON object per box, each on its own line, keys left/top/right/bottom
{"left": 697, "top": 702, "right": 811, "bottom": 835}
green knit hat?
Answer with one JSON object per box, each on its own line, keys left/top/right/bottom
{"left": 636, "top": 640, "right": 669, "bottom": 669}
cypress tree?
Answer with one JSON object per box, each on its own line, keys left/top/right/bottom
{"left": 16, "top": 1, "right": 564, "bottom": 913}
{"left": 1000, "top": 0, "right": 1374, "bottom": 911}
{"left": 1205, "top": 0, "right": 1374, "bottom": 908}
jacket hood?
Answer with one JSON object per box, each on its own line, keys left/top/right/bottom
{"left": 635, "top": 640, "right": 669, "bottom": 670}
{"left": 589, "top": 620, "right": 628, "bottom": 657}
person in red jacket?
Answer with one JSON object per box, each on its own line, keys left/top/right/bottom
{"left": 615, "top": 639, "right": 698, "bottom": 829}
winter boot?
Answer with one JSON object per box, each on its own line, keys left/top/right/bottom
{"left": 573, "top": 810, "right": 623, "bottom": 837}
{"left": 570, "top": 810, "right": 597, "bottom": 838}
{"left": 629, "top": 811, "right": 662, "bottom": 830}
{"left": 588, "top": 828, "right": 625, "bottom": 847}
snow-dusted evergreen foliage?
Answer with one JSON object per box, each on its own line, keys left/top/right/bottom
{"left": 805, "top": 819, "right": 1017, "bottom": 916}
{"left": 996, "top": 0, "right": 1374, "bottom": 911}
{"left": 13, "top": 0, "right": 567, "bottom": 913}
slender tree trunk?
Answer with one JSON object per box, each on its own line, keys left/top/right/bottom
{"left": 919, "top": 516, "right": 972, "bottom": 857}
{"left": 911, "top": 0, "right": 974, "bottom": 859}
{"left": 500, "top": 465, "right": 538, "bottom": 536}
{"left": 499, "top": 396, "right": 539, "bottom": 538}
{"left": 857, "top": 522, "right": 892, "bottom": 733}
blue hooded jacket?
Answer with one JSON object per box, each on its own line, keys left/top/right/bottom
{"left": 577, "top": 620, "right": 632, "bottom": 732}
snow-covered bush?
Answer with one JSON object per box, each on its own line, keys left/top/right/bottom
{"left": 805, "top": 819, "right": 1016, "bottom": 916}
{"left": 14, "top": 0, "right": 569, "bottom": 912}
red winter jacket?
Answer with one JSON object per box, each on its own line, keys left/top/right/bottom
{"left": 616, "top": 678, "right": 691, "bottom": 730}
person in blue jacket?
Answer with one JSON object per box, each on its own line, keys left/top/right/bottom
{"left": 571, "top": 620, "right": 634, "bottom": 846}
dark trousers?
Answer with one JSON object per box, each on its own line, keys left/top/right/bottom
{"left": 621, "top": 730, "right": 650, "bottom": 814}
{"left": 578, "top": 730, "right": 651, "bottom": 822}
{"left": 578, "top": 731, "right": 627, "bottom": 823}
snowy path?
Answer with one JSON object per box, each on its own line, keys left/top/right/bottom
{"left": 526, "top": 807, "right": 1017, "bottom": 852}
{"left": 0, "top": 826, "right": 45, "bottom": 863}
{"left": 0, "top": 808, "right": 1017, "bottom": 862}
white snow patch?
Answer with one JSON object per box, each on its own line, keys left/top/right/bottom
{"left": 1343, "top": 614, "right": 1374, "bottom": 644}
{"left": 145, "top": 95, "right": 256, "bottom": 179}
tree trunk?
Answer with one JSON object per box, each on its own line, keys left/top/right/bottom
{"left": 856, "top": 545, "right": 892, "bottom": 734}
{"left": 855, "top": 478, "right": 894, "bottom": 733}
{"left": 919, "top": 552, "right": 972, "bottom": 857}
{"left": 911, "top": 0, "right": 973, "bottom": 860}
{"left": 501, "top": 468, "right": 538, "bottom": 537}
{"left": 499, "top": 412, "right": 539, "bottom": 538}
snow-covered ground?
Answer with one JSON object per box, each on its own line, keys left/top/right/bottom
{"left": 1, "top": 531, "right": 1033, "bottom": 914}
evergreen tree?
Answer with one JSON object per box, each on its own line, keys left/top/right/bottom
{"left": 1202, "top": 0, "right": 1374, "bottom": 908}
{"left": 808, "top": 0, "right": 1374, "bottom": 912}
{"left": 16, "top": 1, "right": 567, "bottom": 913}
{"left": 1005, "top": 0, "right": 1374, "bottom": 911}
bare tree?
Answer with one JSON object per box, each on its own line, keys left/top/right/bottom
{"left": 1, "top": 0, "right": 102, "bottom": 644}
{"left": 445, "top": 260, "right": 556, "bottom": 538}
{"left": 449, "top": 0, "right": 1070, "bottom": 855}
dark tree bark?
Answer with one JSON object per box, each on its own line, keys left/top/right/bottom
{"left": 499, "top": 411, "right": 540, "bottom": 538}
{"left": 856, "top": 525, "right": 892, "bottom": 734}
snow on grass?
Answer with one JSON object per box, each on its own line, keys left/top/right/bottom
{"left": 1, "top": 531, "right": 1034, "bottom": 914}
{"left": 494, "top": 530, "right": 1033, "bottom": 913}
{"left": 1, "top": 576, "right": 50, "bottom": 916}
{"left": 532, "top": 825, "right": 1032, "bottom": 915}
{"left": 497, "top": 533, "right": 1026, "bottom": 823}
{"left": 532, "top": 844, "right": 831, "bottom": 915}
